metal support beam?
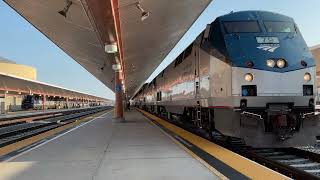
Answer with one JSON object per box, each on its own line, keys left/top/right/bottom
{"left": 42, "top": 95, "right": 46, "bottom": 110}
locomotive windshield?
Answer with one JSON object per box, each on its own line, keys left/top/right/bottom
{"left": 264, "top": 21, "right": 295, "bottom": 33}
{"left": 223, "top": 21, "right": 261, "bottom": 33}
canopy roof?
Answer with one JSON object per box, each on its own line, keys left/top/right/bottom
{"left": 4, "top": 0, "right": 212, "bottom": 97}
{"left": 0, "top": 72, "right": 108, "bottom": 102}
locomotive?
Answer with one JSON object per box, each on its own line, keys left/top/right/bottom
{"left": 132, "top": 11, "right": 319, "bottom": 147}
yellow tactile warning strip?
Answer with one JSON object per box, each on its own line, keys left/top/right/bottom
{"left": 147, "top": 115, "right": 229, "bottom": 180}
{"left": 0, "top": 110, "right": 112, "bottom": 157}
{"left": 137, "top": 109, "right": 290, "bottom": 180}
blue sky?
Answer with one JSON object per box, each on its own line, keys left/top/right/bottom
{"left": 1, "top": 0, "right": 319, "bottom": 99}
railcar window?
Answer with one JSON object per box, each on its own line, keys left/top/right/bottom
{"left": 174, "top": 43, "right": 193, "bottom": 67}
{"left": 223, "top": 21, "right": 261, "bottom": 33}
{"left": 174, "top": 53, "right": 184, "bottom": 67}
{"left": 184, "top": 43, "right": 193, "bottom": 59}
{"left": 264, "top": 21, "right": 295, "bottom": 33}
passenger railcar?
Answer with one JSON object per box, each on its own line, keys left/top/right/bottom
{"left": 132, "top": 11, "right": 319, "bottom": 147}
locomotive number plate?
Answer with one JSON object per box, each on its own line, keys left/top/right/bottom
{"left": 256, "top": 37, "right": 279, "bottom": 44}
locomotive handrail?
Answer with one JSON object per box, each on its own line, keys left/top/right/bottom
{"left": 301, "top": 112, "right": 318, "bottom": 119}
{"left": 240, "top": 111, "right": 263, "bottom": 120}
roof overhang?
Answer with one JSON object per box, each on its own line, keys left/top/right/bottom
{"left": 0, "top": 72, "right": 108, "bottom": 101}
{"left": 4, "top": 0, "right": 212, "bottom": 97}
{"left": 4, "top": 0, "right": 117, "bottom": 90}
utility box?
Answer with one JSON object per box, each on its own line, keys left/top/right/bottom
{"left": 0, "top": 102, "right": 5, "bottom": 114}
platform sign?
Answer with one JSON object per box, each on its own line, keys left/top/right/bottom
{"left": 115, "top": 84, "right": 122, "bottom": 92}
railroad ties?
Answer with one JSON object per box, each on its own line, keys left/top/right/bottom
{"left": 0, "top": 107, "right": 111, "bottom": 148}
{"left": 251, "top": 148, "right": 320, "bottom": 178}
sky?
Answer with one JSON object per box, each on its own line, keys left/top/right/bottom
{"left": 1, "top": 0, "right": 320, "bottom": 100}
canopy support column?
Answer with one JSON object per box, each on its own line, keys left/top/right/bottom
{"left": 113, "top": 64, "right": 124, "bottom": 120}
{"left": 42, "top": 95, "right": 46, "bottom": 110}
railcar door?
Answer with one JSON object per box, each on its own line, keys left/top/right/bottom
{"left": 194, "top": 46, "right": 203, "bottom": 128}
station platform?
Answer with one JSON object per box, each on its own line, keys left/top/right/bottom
{"left": 0, "top": 109, "right": 219, "bottom": 180}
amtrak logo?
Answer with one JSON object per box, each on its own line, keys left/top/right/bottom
{"left": 257, "top": 44, "right": 280, "bottom": 52}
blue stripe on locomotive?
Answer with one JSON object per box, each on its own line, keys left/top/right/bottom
{"left": 204, "top": 11, "right": 315, "bottom": 73}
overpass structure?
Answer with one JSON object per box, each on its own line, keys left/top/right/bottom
{"left": 4, "top": 0, "right": 212, "bottom": 119}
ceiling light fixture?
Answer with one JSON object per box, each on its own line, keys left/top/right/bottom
{"left": 101, "top": 63, "right": 106, "bottom": 71}
{"left": 58, "top": 0, "right": 73, "bottom": 18}
{"left": 105, "top": 43, "right": 118, "bottom": 53}
{"left": 136, "top": 1, "right": 150, "bottom": 21}
{"left": 117, "top": 1, "right": 151, "bottom": 21}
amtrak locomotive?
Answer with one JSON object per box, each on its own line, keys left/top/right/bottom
{"left": 133, "top": 11, "right": 319, "bottom": 147}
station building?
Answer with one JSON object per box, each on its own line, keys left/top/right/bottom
{"left": 0, "top": 57, "right": 37, "bottom": 112}
{"left": 0, "top": 57, "right": 37, "bottom": 80}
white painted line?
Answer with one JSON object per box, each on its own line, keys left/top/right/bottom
{"left": 4, "top": 110, "right": 112, "bottom": 162}
{"left": 17, "top": 139, "right": 47, "bottom": 153}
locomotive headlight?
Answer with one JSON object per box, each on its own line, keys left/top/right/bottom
{"left": 266, "top": 59, "right": 275, "bottom": 68}
{"left": 276, "top": 59, "right": 286, "bottom": 68}
{"left": 244, "top": 73, "right": 254, "bottom": 82}
{"left": 304, "top": 72, "right": 311, "bottom": 82}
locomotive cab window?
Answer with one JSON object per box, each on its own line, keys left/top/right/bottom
{"left": 264, "top": 21, "right": 296, "bottom": 33}
{"left": 223, "top": 21, "right": 261, "bottom": 33}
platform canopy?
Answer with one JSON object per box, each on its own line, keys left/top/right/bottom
{"left": 4, "top": 0, "right": 212, "bottom": 97}
{"left": 0, "top": 73, "right": 107, "bottom": 102}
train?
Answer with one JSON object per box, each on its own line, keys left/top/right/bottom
{"left": 21, "top": 95, "right": 64, "bottom": 110}
{"left": 132, "top": 11, "right": 319, "bottom": 147}
{"left": 21, "top": 95, "right": 100, "bottom": 110}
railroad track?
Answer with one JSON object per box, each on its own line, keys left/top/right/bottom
{"left": 0, "top": 106, "right": 111, "bottom": 148}
{"left": 211, "top": 131, "right": 320, "bottom": 179}
{"left": 0, "top": 107, "right": 100, "bottom": 122}
{"left": 143, "top": 110, "right": 320, "bottom": 179}
{"left": 250, "top": 148, "right": 320, "bottom": 178}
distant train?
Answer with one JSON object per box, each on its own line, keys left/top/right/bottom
{"left": 21, "top": 95, "right": 35, "bottom": 110}
{"left": 21, "top": 95, "right": 53, "bottom": 110}
{"left": 21, "top": 95, "right": 94, "bottom": 110}
{"left": 132, "top": 11, "right": 319, "bottom": 147}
